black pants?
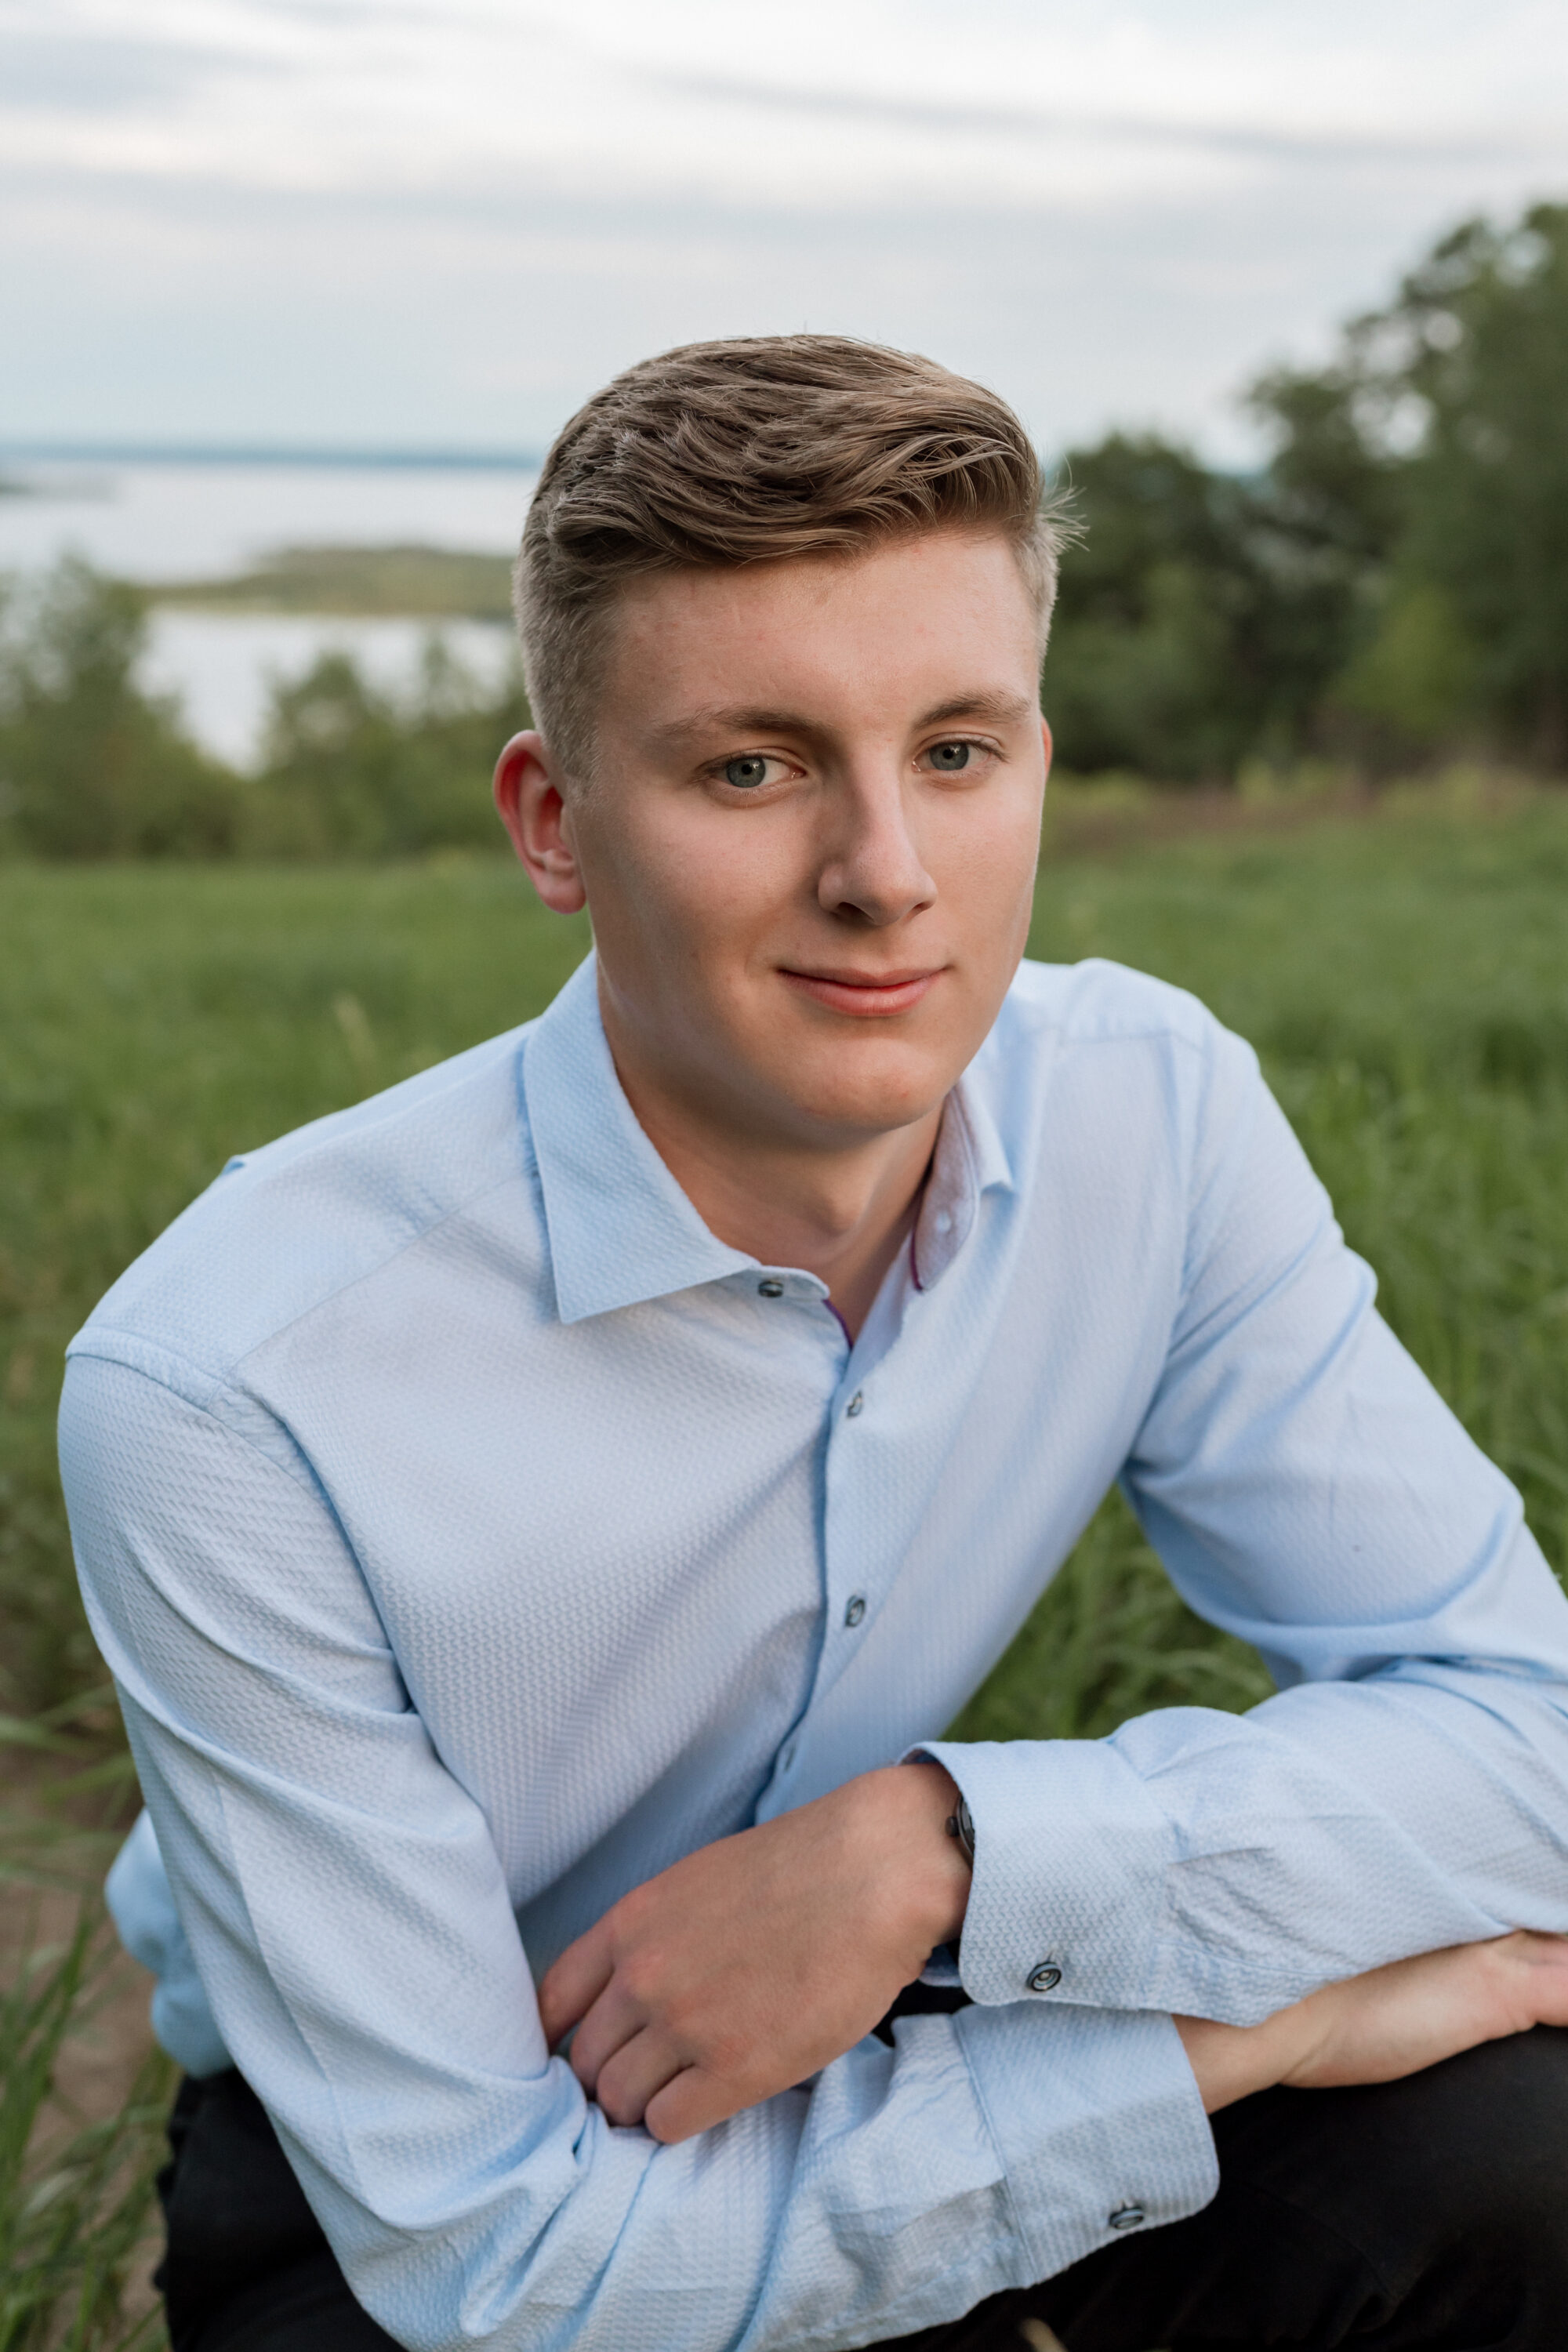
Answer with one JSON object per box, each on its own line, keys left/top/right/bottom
{"left": 158, "top": 2021, "right": 1568, "bottom": 2351}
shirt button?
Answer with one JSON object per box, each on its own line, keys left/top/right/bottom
{"left": 844, "top": 1594, "right": 866, "bottom": 1628}
{"left": 1025, "top": 1961, "right": 1062, "bottom": 1994}
{"left": 845, "top": 1391, "right": 864, "bottom": 1417}
{"left": 758, "top": 1278, "right": 784, "bottom": 1298}
{"left": 1108, "top": 2205, "right": 1145, "bottom": 2231}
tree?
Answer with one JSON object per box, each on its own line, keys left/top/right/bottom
{"left": 0, "top": 560, "right": 238, "bottom": 857}
{"left": 1247, "top": 202, "right": 1568, "bottom": 768}
{"left": 250, "top": 639, "right": 530, "bottom": 855}
{"left": 1042, "top": 434, "right": 1363, "bottom": 781}
{"left": 1393, "top": 206, "right": 1568, "bottom": 764}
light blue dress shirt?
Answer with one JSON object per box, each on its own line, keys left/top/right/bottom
{"left": 63, "top": 953, "right": 1568, "bottom": 2352}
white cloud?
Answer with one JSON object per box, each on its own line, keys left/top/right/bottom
{"left": 2, "top": 0, "right": 1566, "bottom": 453}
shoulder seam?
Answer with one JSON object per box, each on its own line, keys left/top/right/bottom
{"left": 62, "top": 1345, "right": 325, "bottom": 1500}
{"left": 72, "top": 1165, "right": 528, "bottom": 1392}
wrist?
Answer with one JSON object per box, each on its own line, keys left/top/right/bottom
{"left": 866, "top": 1762, "right": 972, "bottom": 1951}
{"left": 1174, "top": 1998, "right": 1323, "bottom": 2115}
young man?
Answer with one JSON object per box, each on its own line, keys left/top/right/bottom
{"left": 64, "top": 337, "right": 1568, "bottom": 2352}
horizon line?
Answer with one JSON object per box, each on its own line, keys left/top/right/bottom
{"left": 0, "top": 440, "right": 543, "bottom": 473}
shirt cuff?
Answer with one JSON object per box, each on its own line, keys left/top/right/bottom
{"left": 951, "top": 2000, "right": 1218, "bottom": 2280}
{"left": 912, "top": 1738, "right": 1174, "bottom": 2011}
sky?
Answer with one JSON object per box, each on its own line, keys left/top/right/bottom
{"left": 5, "top": 0, "right": 1568, "bottom": 463}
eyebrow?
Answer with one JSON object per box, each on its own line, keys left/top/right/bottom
{"left": 916, "top": 691, "right": 1038, "bottom": 729}
{"left": 649, "top": 689, "right": 1038, "bottom": 748}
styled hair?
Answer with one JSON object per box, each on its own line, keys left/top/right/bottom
{"left": 513, "top": 334, "right": 1067, "bottom": 782}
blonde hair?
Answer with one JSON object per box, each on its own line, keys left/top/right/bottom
{"left": 514, "top": 334, "right": 1067, "bottom": 782}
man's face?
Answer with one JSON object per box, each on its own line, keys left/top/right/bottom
{"left": 553, "top": 528, "right": 1048, "bottom": 1150}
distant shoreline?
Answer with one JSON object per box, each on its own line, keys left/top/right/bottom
{"left": 0, "top": 443, "right": 540, "bottom": 473}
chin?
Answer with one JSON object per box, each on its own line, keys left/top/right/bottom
{"left": 774, "top": 1051, "right": 954, "bottom": 1140}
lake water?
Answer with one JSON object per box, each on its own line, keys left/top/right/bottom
{"left": 0, "top": 457, "right": 536, "bottom": 768}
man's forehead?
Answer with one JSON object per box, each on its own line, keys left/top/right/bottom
{"left": 602, "top": 534, "right": 1040, "bottom": 749}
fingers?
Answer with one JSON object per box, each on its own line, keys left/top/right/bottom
{"left": 594, "top": 2024, "right": 685, "bottom": 2129}
{"left": 567, "top": 1973, "right": 661, "bottom": 2097}
{"left": 644, "top": 2064, "right": 755, "bottom": 2146}
{"left": 537, "top": 1928, "right": 615, "bottom": 2049}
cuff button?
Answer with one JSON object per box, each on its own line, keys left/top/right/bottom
{"left": 1108, "top": 2205, "right": 1145, "bottom": 2231}
{"left": 1025, "top": 1961, "right": 1062, "bottom": 1994}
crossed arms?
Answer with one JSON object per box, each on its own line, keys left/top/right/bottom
{"left": 539, "top": 1754, "right": 1568, "bottom": 2142}
{"left": 69, "top": 1330, "right": 1568, "bottom": 2352}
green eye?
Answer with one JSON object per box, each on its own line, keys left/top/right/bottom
{"left": 724, "top": 756, "right": 770, "bottom": 789}
{"left": 927, "top": 741, "right": 971, "bottom": 771}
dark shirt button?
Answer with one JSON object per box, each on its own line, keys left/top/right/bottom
{"left": 1109, "top": 2205, "right": 1145, "bottom": 2230}
{"left": 846, "top": 1391, "right": 864, "bottom": 1417}
{"left": 844, "top": 1595, "right": 866, "bottom": 1628}
{"left": 758, "top": 1279, "right": 785, "bottom": 1298}
{"left": 1025, "top": 1962, "right": 1062, "bottom": 1994}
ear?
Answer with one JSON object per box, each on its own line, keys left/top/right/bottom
{"left": 1040, "top": 713, "right": 1054, "bottom": 782}
{"left": 493, "top": 732, "right": 587, "bottom": 915}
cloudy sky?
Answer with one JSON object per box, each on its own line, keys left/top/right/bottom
{"left": 5, "top": 0, "right": 1568, "bottom": 460}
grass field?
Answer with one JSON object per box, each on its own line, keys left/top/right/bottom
{"left": 3, "top": 783, "right": 1568, "bottom": 2341}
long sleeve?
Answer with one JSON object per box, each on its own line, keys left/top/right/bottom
{"left": 927, "top": 1032, "right": 1568, "bottom": 2021}
{"left": 62, "top": 1353, "right": 1216, "bottom": 2352}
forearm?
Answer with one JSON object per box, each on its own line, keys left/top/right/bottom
{"left": 1176, "top": 1929, "right": 1568, "bottom": 2114}
{"left": 922, "top": 1636, "right": 1568, "bottom": 2028}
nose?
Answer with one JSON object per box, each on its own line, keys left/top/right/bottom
{"left": 817, "top": 769, "right": 936, "bottom": 927}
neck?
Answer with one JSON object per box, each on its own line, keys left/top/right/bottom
{"left": 605, "top": 1045, "right": 942, "bottom": 1344}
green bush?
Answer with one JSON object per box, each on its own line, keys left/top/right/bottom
{"left": 246, "top": 638, "right": 528, "bottom": 857}
{"left": 0, "top": 564, "right": 529, "bottom": 866}
{"left": 0, "top": 565, "right": 239, "bottom": 861}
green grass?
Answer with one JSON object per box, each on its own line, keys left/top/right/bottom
{"left": 1, "top": 1908, "right": 174, "bottom": 2352}
{"left": 3, "top": 787, "right": 1568, "bottom": 2339}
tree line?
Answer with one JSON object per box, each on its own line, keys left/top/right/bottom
{"left": 3, "top": 200, "right": 1566, "bottom": 857}
{"left": 1048, "top": 201, "right": 1568, "bottom": 781}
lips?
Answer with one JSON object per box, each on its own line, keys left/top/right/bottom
{"left": 779, "top": 967, "right": 944, "bottom": 1017}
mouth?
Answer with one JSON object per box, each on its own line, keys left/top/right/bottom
{"left": 778, "top": 965, "right": 946, "bottom": 1018}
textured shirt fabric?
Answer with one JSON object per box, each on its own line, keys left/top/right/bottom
{"left": 63, "top": 951, "right": 1568, "bottom": 2352}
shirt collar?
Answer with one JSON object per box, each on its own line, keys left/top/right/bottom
{"left": 524, "top": 956, "right": 755, "bottom": 1325}
{"left": 910, "top": 1069, "right": 1014, "bottom": 1290}
{"left": 524, "top": 951, "right": 1016, "bottom": 1324}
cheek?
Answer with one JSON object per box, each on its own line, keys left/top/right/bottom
{"left": 934, "top": 800, "right": 1041, "bottom": 938}
{"left": 644, "top": 814, "right": 802, "bottom": 938}
{"left": 592, "top": 818, "right": 782, "bottom": 989}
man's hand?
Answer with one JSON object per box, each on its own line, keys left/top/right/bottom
{"left": 537, "top": 1764, "right": 971, "bottom": 2144}
{"left": 1177, "top": 1930, "right": 1568, "bottom": 2114}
